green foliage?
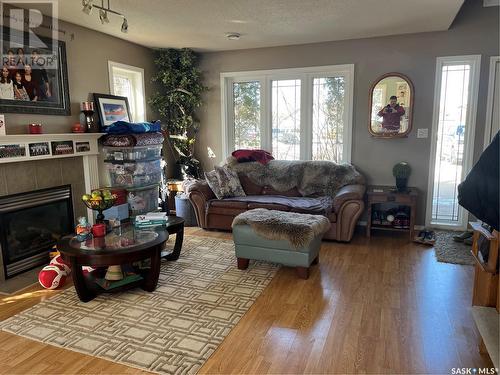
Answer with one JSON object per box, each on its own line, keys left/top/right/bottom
{"left": 150, "top": 48, "right": 207, "bottom": 136}
{"left": 149, "top": 48, "right": 207, "bottom": 178}
{"left": 392, "top": 162, "right": 411, "bottom": 178}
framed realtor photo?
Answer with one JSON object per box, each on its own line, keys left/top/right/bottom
{"left": 93, "top": 93, "right": 131, "bottom": 130}
{"left": 0, "top": 27, "right": 71, "bottom": 115}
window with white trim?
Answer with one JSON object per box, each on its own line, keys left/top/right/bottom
{"left": 221, "top": 65, "right": 354, "bottom": 163}
{"left": 108, "top": 61, "right": 146, "bottom": 122}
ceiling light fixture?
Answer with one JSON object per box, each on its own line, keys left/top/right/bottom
{"left": 121, "top": 18, "right": 128, "bottom": 33}
{"left": 226, "top": 32, "right": 241, "bottom": 40}
{"left": 82, "top": 0, "right": 93, "bottom": 15}
{"left": 82, "top": 0, "right": 128, "bottom": 33}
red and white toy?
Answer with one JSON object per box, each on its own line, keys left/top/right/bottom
{"left": 49, "top": 255, "right": 71, "bottom": 275}
{"left": 38, "top": 264, "right": 68, "bottom": 290}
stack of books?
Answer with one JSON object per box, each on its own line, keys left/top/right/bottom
{"left": 134, "top": 212, "right": 168, "bottom": 229}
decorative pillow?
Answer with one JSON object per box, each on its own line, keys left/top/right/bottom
{"left": 204, "top": 170, "right": 224, "bottom": 199}
{"left": 215, "top": 166, "right": 246, "bottom": 198}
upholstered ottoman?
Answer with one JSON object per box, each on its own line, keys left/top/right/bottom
{"left": 231, "top": 208, "right": 330, "bottom": 279}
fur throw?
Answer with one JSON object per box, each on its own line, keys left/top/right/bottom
{"left": 232, "top": 208, "right": 331, "bottom": 249}
{"left": 225, "top": 157, "right": 365, "bottom": 198}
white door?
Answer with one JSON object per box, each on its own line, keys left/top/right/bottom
{"left": 426, "top": 55, "right": 481, "bottom": 230}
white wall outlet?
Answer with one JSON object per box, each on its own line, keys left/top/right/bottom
{"left": 417, "top": 128, "right": 428, "bottom": 138}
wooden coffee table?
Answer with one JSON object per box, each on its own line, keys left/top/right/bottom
{"left": 58, "top": 224, "right": 169, "bottom": 302}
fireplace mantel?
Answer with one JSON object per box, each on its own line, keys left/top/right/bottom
{"left": 0, "top": 133, "right": 104, "bottom": 163}
{"left": 0, "top": 133, "right": 105, "bottom": 223}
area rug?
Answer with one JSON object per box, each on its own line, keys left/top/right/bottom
{"left": 434, "top": 230, "right": 475, "bottom": 266}
{"left": 0, "top": 235, "right": 279, "bottom": 374}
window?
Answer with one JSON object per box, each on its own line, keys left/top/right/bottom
{"left": 222, "top": 65, "right": 354, "bottom": 163}
{"left": 426, "top": 55, "right": 481, "bottom": 229}
{"left": 108, "top": 61, "right": 146, "bottom": 122}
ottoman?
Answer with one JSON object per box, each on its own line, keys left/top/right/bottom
{"left": 231, "top": 208, "right": 331, "bottom": 279}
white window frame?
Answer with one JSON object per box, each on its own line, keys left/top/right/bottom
{"left": 221, "top": 64, "right": 354, "bottom": 163}
{"left": 108, "top": 61, "right": 146, "bottom": 122}
{"left": 425, "top": 55, "right": 481, "bottom": 230}
{"left": 483, "top": 56, "right": 500, "bottom": 149}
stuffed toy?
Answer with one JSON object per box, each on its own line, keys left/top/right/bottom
{"left": 38, "top": 264, "right": 67, "bottom": 289}
{"left": 49, "top": 255, "right": 71, "bottom": 275}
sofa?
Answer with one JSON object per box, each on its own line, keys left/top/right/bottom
{"left": 185, "top": 159, "right": 366, "bottom": 242}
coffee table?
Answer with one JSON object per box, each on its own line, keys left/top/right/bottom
{"left": 162, "top": 215, "right": 184, "bottom": 260}
{"left": 58, "top": 224, "right": 168, "bottom": 302}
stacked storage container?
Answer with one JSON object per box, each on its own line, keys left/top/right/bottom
{"left": 103, "top": 144, "right": 162, "bottom": 217}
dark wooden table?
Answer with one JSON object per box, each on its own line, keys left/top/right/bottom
{"left": 162, "top": 215, "right": 184, "bottom": 260}
{"left": 366, "top": 185, "right": 418, "bottom": 241}
{"left": 59, "top": 224, "right": 169, "bottom": 302}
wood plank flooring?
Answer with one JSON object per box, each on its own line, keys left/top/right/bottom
{"left": 0, "top": 228, "right": 492, "bottom": 374}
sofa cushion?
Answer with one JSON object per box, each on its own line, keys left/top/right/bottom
{"left": 261, "top": 185, "right": 301, "bottom": 197}
{"left": 204, "top": 170, "right": 224, "bottom": 199}
{"left": 215, "top": 166, "right": 246, "bottom": 198}
{"left": 218, "top": 195, "right": 333, "bottom": 215}
{"left": 238, "top": 174, "right": 263, "bottom": 195}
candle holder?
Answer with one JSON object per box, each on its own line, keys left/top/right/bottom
{"left": 81, "top": 101, "right": 99, "bottom": 132}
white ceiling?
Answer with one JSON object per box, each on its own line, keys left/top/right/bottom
{"left": 57, "top": 0, "right": 465, "bottom": 52}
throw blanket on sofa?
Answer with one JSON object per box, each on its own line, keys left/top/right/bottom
{"left": 232, "top": 208, "right": 331, "bottom": 248}
{"left": 226, "top": 157, "right": 364, "bottom": 198}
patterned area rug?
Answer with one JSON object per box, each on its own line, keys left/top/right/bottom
{"left": 434, "top": 230, "right": 475, "bottom": 266}
{"left": 0, "top": 235, "right": 278, "bottom": 374}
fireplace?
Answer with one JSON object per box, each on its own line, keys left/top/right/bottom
{"left": 0, "top": 185, "right": 74, "bottom": 278}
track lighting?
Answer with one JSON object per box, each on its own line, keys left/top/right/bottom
{"left": 121, "top": 18, "right": 128, "bottom": 33}
{"left": 82, "top": 0, "right": 93, "bottom": 15}
{"left": 83, "top": 0, "right": 128, "bottom": 32}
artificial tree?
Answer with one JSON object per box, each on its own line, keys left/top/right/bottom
{"left": 150, "top": 48, "right": 207, "bottom": 179}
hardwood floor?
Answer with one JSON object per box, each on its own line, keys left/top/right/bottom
{"left": 0, "top": 228, "right": 492, "bottom": 374}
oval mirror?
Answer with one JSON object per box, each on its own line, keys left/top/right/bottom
{"left": 368, "top": 73, "right": 414, "bottom": 138}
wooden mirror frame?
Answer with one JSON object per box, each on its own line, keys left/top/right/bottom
{"left": 368, "top": 72, "right": 414, "bottom": 138}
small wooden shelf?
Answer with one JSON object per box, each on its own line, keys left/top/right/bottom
{"left": 472, "top": 306, "right": 499, "bottom": 368}
{"left": 366, "top": 185, "right": 418, "bottom": 241}
{"left": 371, "top": 225, "right": 410, "bottom": 232}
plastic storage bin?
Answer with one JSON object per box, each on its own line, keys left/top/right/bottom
{"left": 103, "top": 145, "right": 162, "bottom": 162}
{"left": 127, "top": 184, "right": 159, "bottom": 216}
{"left": 105, "top": 159, "right": 162, "bottom": 188}
{"left": 175, "top": 194, "right": 197, "bottom": 226}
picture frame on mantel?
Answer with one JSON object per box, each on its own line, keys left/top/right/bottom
{"left": 0, "top": 27, "right": 71, "bottom": 116}
{"left": 93, "top": 93, "right": 131, "bottom": 131}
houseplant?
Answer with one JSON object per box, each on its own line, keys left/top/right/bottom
{"left": 392, "top": 162, "right": 411, "bottom": 192}
{"left": 150, "top": 48, "right": 207, "bottom": 179}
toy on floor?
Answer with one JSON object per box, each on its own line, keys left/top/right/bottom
{"left": 50, "top": 254, "right": 71, "bottom": 275}
{"left": 38, "top": 264, "right": 68, "bottom": 289}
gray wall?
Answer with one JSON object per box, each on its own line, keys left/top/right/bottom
{"left": 4, "top": 20, "right": 155, "bottom": 134}
{"left": 195, "top": 0, "right": 499, "bottom": 225}
{"left": 0, "top": 20, "right": 155, "bottom": 222}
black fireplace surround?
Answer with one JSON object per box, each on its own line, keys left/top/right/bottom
{"left": 0, "top": 185, "right": 74, "bottom": 278}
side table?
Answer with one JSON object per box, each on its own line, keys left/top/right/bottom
{"left": 366, "top": 185, "right": 418, "bottom": 241}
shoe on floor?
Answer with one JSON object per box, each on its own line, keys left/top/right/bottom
{"left": 424, "top": 230, "right": 436, "bottom": 244}
{"left": 463, "top": 237, "right": 474, "bottom": 246}
{"left": 453, "top": 231, "right": 473, "bottom": 242}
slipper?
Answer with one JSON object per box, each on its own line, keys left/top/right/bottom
{"left": 453, "top": 231, "right": 473, "bottom": 242}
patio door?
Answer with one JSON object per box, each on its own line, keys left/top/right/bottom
{"left": 426, "top": 55, "right": 481, "bottom": 230}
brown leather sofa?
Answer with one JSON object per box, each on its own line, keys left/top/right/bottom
{"left": 185, "top": 173, "right": 365, "bottom": 242}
